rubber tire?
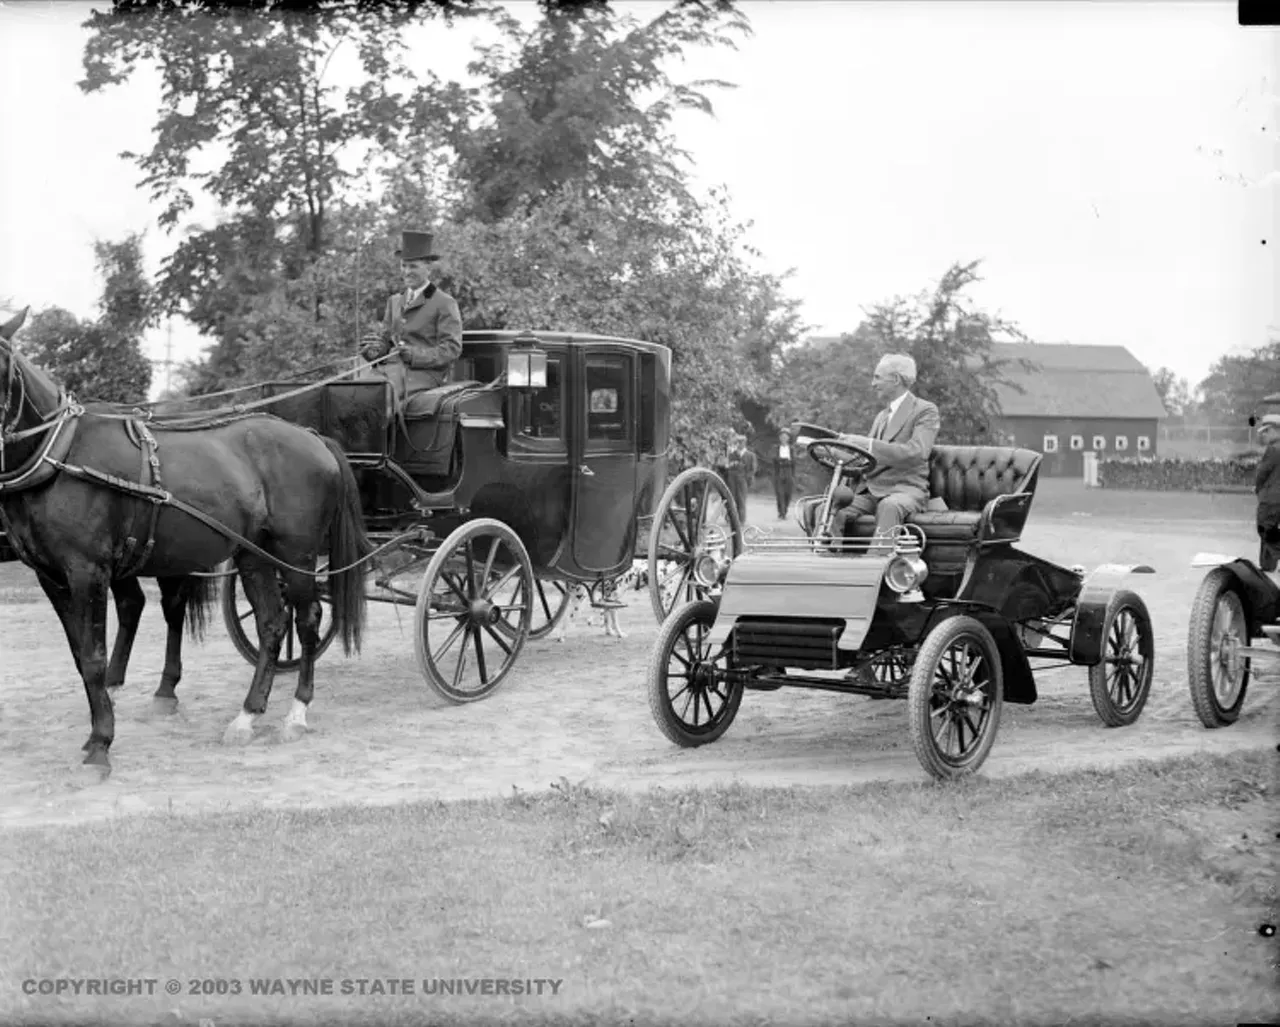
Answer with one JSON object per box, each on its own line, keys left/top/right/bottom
{"left": 907, "top": 615, "right": 1004, "bottom": 780}
{"left": 647, "top": 599, "right": 743, "bottom": 747}
{"left": 1186, "top": 568, "right": 1250, "bottom": 728}
{"left": 1087, "top": 589, "right": 1155, "bottom": 727}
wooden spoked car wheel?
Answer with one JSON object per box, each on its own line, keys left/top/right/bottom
{"left": 414, "top": 518, "right": 535, "bottom": 703}
{"left": 1186, "top": 569, "right": 1251, "bottom": 727}
{"left": 647, "top": 468, "right": 744, "bottom": 624}
{"left": 1087, "top": 590, "right": 1154, "bottom": 727}
{"left": 647, "top": 599, "right": 744, "bottom": 746}
{"left": 907, "top": 616, "right": 1004, "bottom": 780}
{"left": 222, "top": 559, "right": 339, "bottom": 671}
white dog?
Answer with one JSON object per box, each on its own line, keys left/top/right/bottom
{"left": 550, "top": 560, "right": 649, "bottom": 641}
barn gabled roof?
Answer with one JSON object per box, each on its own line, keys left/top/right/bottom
{"left": 988, "top": 342, "right": 1169, "bottom": 420}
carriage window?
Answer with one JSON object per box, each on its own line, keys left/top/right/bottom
{"left": 519, "top": 358, "right": 562, "bottom": 439}
{"left": 639, "top": 352, "right": 658, "bottom": 455}
{"left": 585, "top": 354, "right": 631, "bottom": 442}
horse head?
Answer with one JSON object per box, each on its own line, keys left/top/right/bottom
{"left": 0, "top": 306, "right": 66, "bottom": 452}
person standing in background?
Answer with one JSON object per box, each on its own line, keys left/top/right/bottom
{"left": 773, "top": 428, "right": 795, "bottom": 520}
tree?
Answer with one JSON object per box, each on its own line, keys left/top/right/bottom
{"left": 14, "top": 232, "right": 154, "bottom": 404}
{"left": 1149, "top": 366, "right": 1194, "bottom": 417}
{"left": 769, "top": 261, "right": 1035, "bottom": 445}
{"left": 1197, "top": 341, "right": 1280, "bottom": 422}
{"left": 78, "top": 0, "right": 483, "bottom": 369}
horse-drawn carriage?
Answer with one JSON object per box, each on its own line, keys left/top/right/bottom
{"left": 0, "top": 310, "right": 742, "bottom": 767}
{"left": 189, "top": 330, "right": 740, "bottom": 701}
{"left": 645, "top": 423, "right": 1158, "bottom": 780}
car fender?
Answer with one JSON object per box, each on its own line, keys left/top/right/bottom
{"left": 705, "top": 550, "right": 887, "bottom": 651}
{"left": 1191, "top": 557, "right": 1280, "bottom": 635}
{"left": 1068, "top": 563, "right": 1155, "bottom": 666}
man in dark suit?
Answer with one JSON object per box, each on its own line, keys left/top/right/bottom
{"left": 773, "top": 428, "right": 795, "bottom": 519}
{"left": 359, "top": 229, "right": 463, "bottom": 400}
{"left": 1254, "top": 413, "right": 1280, "bottom": 573}
{"left": 828, "top": 353, "right": 941, "bottom": 549}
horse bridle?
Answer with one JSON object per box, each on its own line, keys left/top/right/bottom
{"left": 0, "top": 338, "right": 28, "bottom": 473}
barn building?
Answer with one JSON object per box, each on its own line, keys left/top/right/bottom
{"left": 987, "top": 342, "right": 1168, "bottom": 478}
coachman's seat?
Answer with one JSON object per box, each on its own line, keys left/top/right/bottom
{"left": 812, "top": 445, "right": 1043, "bottom": 546}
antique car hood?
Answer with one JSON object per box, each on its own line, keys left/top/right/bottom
{"left": 706, "top": 550, "right": 889, "bottom": 651}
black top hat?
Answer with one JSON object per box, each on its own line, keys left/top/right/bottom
{"left": 395, "top": 230, "right": 440, "bottom": 262}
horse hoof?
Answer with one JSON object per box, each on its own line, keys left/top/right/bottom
{"left": 221, "top": 724, "right": 254, "bottom": 747}
{"left": 279, "top": 722, "right": 309, "bottom": 744}
{"left": 150, "top": 696, "right": 180, "bottom": 716}
{"left": 81, "top": 747, "right": 111, "bottom": 771}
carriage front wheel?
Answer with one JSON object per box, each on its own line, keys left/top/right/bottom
{"left": 1186, "top": 569, "right": 1251, "bottom": 728}
{"left": 414, "top": 518, "right": 535, "bottom": 703}
{"left": 647, "top": 468, "right": 744, "bottom": 624}
{"left": 221, "top": 559, "right": 339, "bottom": 671}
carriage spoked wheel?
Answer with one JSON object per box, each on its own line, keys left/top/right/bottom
{"left": 907, "top": 616, "right": 1004, "bottom": 780}
{"left": 647, "top": 468, "right": 744, "bottom": 624}
{"left": 1087, "top": 590, "right": 1154, "bottom": 727}
{"left": 647, "top": 599, "right": 744, "bottom": 747}
{"left": 414, "top": 518, "right": 535, "bottom": 703}
{"left": 490, "top": 574, "right": 574, "bottom": 642}
{"left": 221, "top": 558, "right": 339, "bottom": 671}
{"left": 1186, "top": 569, "right": 1250, "bottom": 728}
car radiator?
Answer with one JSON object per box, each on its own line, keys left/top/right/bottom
{"left": 731, "top": 618, "right": 844, "bottom": 670}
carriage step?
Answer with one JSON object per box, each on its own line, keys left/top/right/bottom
{"left": 591, "top": 598, "right": 628, "bottom": 609}
{"left": 1261, "top": 625, "right": 1280, "bottom": 643}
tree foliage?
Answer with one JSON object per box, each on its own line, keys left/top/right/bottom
{"left": 1197, "top": 341, "right": 1280, "bottom": 422}
{"left": 768, "top": 261, "right": 1034, "bottom": 445}
{"left": 1148, "top": 365, "right": 1195, "bottom": 417}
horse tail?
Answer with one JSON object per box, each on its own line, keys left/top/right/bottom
{"left": 183, "top": 573, "right": 220, "bottom": 641}
{"left": 318, "top": 434, "right": 371, "bottom": 656}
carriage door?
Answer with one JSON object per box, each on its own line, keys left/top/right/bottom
{"left": 571, "top": 349, "right": 638, "bottom": 573}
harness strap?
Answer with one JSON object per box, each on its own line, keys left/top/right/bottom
{"left": 116, "top": 420, "right": 163, "bottom": 579}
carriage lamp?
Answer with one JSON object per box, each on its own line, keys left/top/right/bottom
{"left": 507, "top": 332, "right": 548, "bottom": 390}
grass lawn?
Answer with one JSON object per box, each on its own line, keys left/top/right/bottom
{"left": 2, "top": 751, "right": 1276, "bottom": 1027}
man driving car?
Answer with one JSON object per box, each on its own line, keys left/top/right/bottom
{"left": 827, "top": 353, "right": 941, "bottom": 550}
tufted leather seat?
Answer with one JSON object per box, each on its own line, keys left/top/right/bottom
{"left": 828, "top": 445, "right": 1042, "bottom": 543}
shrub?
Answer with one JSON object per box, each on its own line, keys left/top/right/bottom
{"left": 1099, "top": 454, "right": 1258, "bottom": 492}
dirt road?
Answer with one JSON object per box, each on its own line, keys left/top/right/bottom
{"left": 1, "top": 501, "right": 1274, "bottom": 829}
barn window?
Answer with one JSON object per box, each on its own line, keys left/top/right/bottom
{"left": 1092, "top": 435, "right": 1106, "bottom": 451}
{"left": 1137, "top": 435, "right": 1151, "bottom": 451}
{"left": 1042, "top": 434, "right": 1059, "bottom": 453}
{"left": 1069, "top": 435, "right": 1084, "bottom": 451}
{"left": 1114, "top": 435, "right": 1129, "bottom": 451}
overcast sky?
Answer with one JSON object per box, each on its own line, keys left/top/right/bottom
{"left": 0, "top": 1, "right": 1275, "bottom": 400}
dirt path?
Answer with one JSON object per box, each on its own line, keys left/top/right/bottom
{"left": 1, "top": 513, "right": 1274, "bottom": 829}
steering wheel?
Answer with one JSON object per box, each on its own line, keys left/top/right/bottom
{"left": 807, "top": 437, "right": 878, "bottom": 476}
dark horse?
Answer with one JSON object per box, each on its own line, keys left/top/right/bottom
{"left": 0, "top": 308, "right": 371, "bottom": 770}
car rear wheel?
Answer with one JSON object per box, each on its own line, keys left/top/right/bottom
{"left": 647, "top": 599, "right": 743, "bottom": 747}
{"left": 907, "top": 615, "right": 1004, "bottom": 780}
{"left": 1186, "top": 569, "right": 1250, "bottom": 728}
{"left": 1087, "top": 589, "right": 1154, "bottom": 727}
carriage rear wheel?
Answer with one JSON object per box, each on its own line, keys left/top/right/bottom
{"left": 1087, "top": 589, "right": 1154, "bottom": 727}
{"left": 647, "top": 468, "right": 743, "bottom": 624}
{"left": 414, "top": 519, "right": 535, "bottom": 703}
{"left": 1186, "top": 569, "right": 1251, "bottom": 728}
{"left": 221, "top": 559, "right": 339, "bottom": 671}
{"left": 907, "top": 616, "right": 1004, "bottom": 780}
{"left": 647, "top": 599, "right": 743, "bottom": 747}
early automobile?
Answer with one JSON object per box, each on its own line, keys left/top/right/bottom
{"left": 216, "top": 330, "right": 740, "bottom": 701}
{"left": 646, "top": 423, "right": 1157, "bottom": 780}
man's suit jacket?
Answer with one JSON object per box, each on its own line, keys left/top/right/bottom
{"left": 369, "top": 283, "right": 464, "bottom": 392}
{"left": 861, "top": 392, "right": 941, "bottom": 498}
{"left": 1257, "top": 440, "right": 1280, "bottom": 526}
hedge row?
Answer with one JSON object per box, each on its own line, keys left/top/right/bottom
{"left": 1098, "top": 454, "right": 1259, "bottom": 492}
